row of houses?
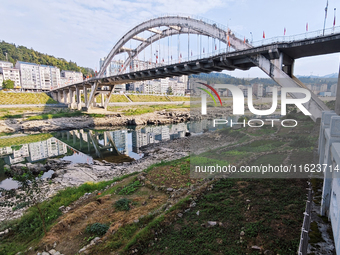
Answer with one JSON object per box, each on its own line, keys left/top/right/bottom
{"left": 0, "top": 60, "right": 83, "bottom": 91}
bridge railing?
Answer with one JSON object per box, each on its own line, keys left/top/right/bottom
{"left": 252, "top": 25, "right": 340, "bottom": 47}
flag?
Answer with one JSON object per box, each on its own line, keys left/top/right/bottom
{"left": 180, "top": 53, "right": 182, "bottom": 58}
{"left": 306, "top": 23, "right": 308, "bottom": 31}
{"left": 228, "top": 40, "right": 230, "bottom": 47}
{"left": 215, "top": 45, "right": 217, "bottom": 50}
{"left": 191, "top": 50, "right": 193, "bottom": 56}
{"left": 244, "top": 37, "right": 246, "bottom": 43}
{"left": 227, "top": 34, "right": 229, "bottom": 41}
{"left": 263, "top": 31, "right": 265, "bottom": 39}
{"left": 325, "top": 0, "right": 329, "bottom": 18}
{"left": 334, "top": 16, "right": 336, "bottom": 26}
{"left": 284, "top": 27, "right": 286, "bottom": 35}
{"left": 203, "top": 47, "right": 205, "bottom": 53}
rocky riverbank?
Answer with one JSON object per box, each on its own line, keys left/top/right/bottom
{"left": 0, "top": 109, "right": 190, "bottom": 133}
{"left": 0, "top": 129, "right": 236, "bottom": 222}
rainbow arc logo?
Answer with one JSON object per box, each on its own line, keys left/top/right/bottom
{"left": 197, "top": 82, "right": 222, "bottom": 107}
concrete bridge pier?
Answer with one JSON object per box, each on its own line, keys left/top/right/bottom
{"left": 76, "top": 87, "right": 81, "bottom": 110}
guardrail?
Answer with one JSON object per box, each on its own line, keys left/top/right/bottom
{"left": 298, "top": 182, "right": 313, "bottom": 255}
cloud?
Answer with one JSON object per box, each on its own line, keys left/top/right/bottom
{"left": 0, "top": 0, "right": 232, "bottom": 69}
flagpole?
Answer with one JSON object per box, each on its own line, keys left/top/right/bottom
{"left": 323, "top": 0, "right": 328, "bottom": 36}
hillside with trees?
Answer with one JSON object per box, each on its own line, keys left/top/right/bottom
{"left": 0, "top": 41, "right": 94, "bottom": 76}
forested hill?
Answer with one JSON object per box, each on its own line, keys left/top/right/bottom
{"left": 0, "top": 41, "right": 94, "bottom": 76}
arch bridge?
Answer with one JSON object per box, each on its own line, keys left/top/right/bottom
{"left": 50, "top": 15, "right": 340, "bottom": 121}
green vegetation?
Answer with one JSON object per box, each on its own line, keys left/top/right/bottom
{"left": 113, "top": 104, "right": 189, "bottom": 116}
{"left": 2, "top": 79, "right": 14, "bottom": 89}
{"left": 0, "top": 173, "right": 137, "bottom": 255}
{"left": 86, "top": 223, "right": 109, "bottom": 236}
{"left": 169, "top": 96, "right": 190, "bottom": 101}
{"left": 0, "top": 40, "right": 94, "bottom": 76}
{"left": 26, "top": 111, "right": 84, "bottom": 120}
{"left": 127, "top": 95, "right": 170, "bottom": 102}
{"left": 118, "top": 180, "right": 141, "bottom": 195}
{"left": 94, "top": 94, "right": 130, "bottom": 103}
{"left": 114, "top": 198, "right": 132, "bottom": 211}
{"left": 0, "top": 133, "right": 53, "bottom": 147}
{"left": 0, "top": 92, "right": 57, "bottom": 105}
{"left": 141, "top": 178, "right": 307, "bottom": 255}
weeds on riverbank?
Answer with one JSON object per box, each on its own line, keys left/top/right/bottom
{"left": 0, "top": 173, "right": 138, "bottom": 255}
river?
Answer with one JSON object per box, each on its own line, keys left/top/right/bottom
{"left": 0, "top": 117, "right": 239, "bottom": 190}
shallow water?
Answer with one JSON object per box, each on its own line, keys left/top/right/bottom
{"left": 0, "top": 118, "right": 236, "bottom": 190}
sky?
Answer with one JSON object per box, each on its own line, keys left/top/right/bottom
{"left": 1, "top": 0, "right": 340, "bottom": 78}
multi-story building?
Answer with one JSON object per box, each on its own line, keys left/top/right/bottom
{"left": 15, "top": 61, "right": 60, "bottom": 90}
{"left": 15, "top": 61, "right": 41, "bottom": 90}
{"left": 60, "top": 70, "right": 83, "bottom": 88}
{"left": 252, "top": 83, "right": 263, "bottom": 98}
{"left": 320, "top": 83, "right": 328, "bottom": 92}
{"left": 0, "top": 66, "right": 21, "bottom": 88}
{"left": 331, "top": 84, "right": 338, "bottom": 97}
{"left": 0, "top": 61, "right": 13, "bottom": 69}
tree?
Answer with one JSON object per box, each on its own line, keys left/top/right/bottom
{"left": 167, "top": 86, "right": 173, "bottom": 95}
{"left": 2, "top": 79, "right": 14, "bottom": 89}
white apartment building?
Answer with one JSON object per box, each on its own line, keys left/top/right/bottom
{"left": 15, "top": 61, "right": 61, "bottom": 90}
{"left": 331, "top": 84, "right": 338, "bottom": 97}
{"left": 252, "top": 83, "right": 263, "bottom": 98}
{"left": 15, "top": 62, "right": 41, "bottom": 90}
{"left": 0, "top": 67, "right": 21, "bottom": 88}
{"left": 60, "top": 70, "right": 83, "bottom": 87}
{"left": 0, "top": 61, "right": 13, "bottom": 69}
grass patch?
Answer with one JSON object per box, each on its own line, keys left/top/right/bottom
{"left": 139, "top": 178, "right": 307, "bottom": 255}
{"left": 0, "top": 133, "right": 53, "bottom": 147}
{"left": 0, "top": 173, "right": 138, "bottom": 255}
{"left": 117, "top": 104, "right": 189, "bottom": 116}
{"left": 127, "top": 95, "right": 170, "bottom": 102}
{"left": 0, "top": 92, "right": 57, "bottom": 105}
{"left": 26, "top": 111, "right": 84, "bottom": 120}
{"left": 169, "top": 96, "right": 190, "bottom": 101}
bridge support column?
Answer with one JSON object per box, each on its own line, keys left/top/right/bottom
{"left": 69, "top": 88, "right": 74, "bottom": 109}
{"left": 83, "top": 86, "right": 88, "bottom": 106}
{"left": 250, "top": 54, "right": 328, "bottom": 121}
{"left": 64, "top": 90, "right": 69, "bottom": 104}
{"left": 101, "top": 94, "right": 105, "bottom": 107}
{"left": 76, "top": 86, "right": 81, "bottom": 110}
{"left": 103, "top": 85, "right": 115, "bottom": 110}
{"left": 57, "top": 90, "right": 62, "bottom": 103}
{"left": 86, "top": 82, "right": 99, "bottom": 111}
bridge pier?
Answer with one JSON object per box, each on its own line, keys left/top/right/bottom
{"left": 250, "top": 54, "right": 328, "bottom": 121}
{"left": 83, "top": 85, "right": 88, "bottom": 106}
{"left": 63, "top": 90, "right": 68, "bottom": 104}
{"left": 76, "top": 87, "right": 81, "bottom": 110}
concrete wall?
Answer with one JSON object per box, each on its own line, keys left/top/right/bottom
{"left": 319, "top": 111, "right": 340, "bottom": 253}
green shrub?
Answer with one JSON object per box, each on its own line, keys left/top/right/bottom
{"left": 114, "top": 198, "right": 131, "bottom": 211}
{"left": 85, "top": 223, "right": 109, "bottom": 236}
{"left": 118, "top": 181, "right": 141, "bottom": 195}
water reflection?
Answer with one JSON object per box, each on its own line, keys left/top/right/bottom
{"left": 0, "top": 118, "right": 236, "bottom": 190}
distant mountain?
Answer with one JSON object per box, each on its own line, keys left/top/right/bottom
{"left": 322, "top": 73, "right": 338, "bottom": 78}
{"left": 296, "top": 73, "right": 338, "bottom": 79}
